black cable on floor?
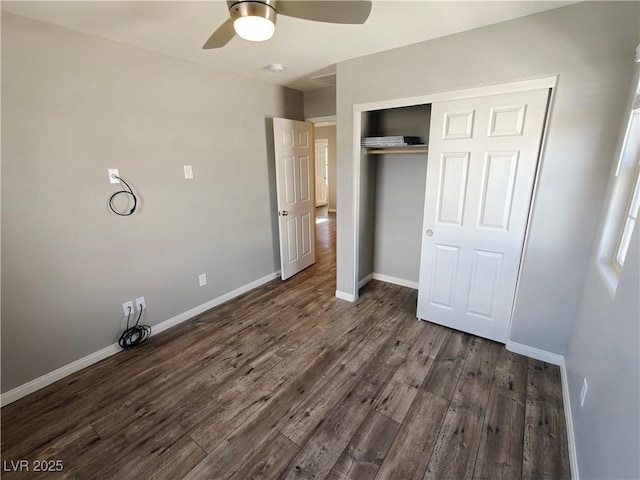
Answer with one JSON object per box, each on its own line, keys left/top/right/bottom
{"left": 118, "top": 305, "right": 151, "bottom": 350}
{"left": 109, "top": 175, "right": 138, "bottom": 216}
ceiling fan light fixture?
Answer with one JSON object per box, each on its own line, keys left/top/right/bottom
{"left": 231, "top": 1, "right": 277, "bottom": 42}
{"left": 234, "top": 16, "right": 275, "bottom": 41}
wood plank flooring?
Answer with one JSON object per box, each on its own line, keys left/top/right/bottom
{"left": 1, "top": 208, "right": 570, "bottom": 480}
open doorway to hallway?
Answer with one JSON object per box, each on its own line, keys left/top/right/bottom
{"left": 312, "top": 123, "right": 337, "bottom": 214}
{"left": 311, "top": 121, "right": 337, "bottom": 264}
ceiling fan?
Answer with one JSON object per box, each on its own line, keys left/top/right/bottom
{"left": 203, "top": 0, "right": 373, "bottom": 49}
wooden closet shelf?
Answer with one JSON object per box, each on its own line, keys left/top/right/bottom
{"left": 365, "top": 146, "right": 429, "bottom": 155}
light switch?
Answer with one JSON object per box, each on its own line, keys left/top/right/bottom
{"left": 184, "top": 165, "right": 193, "bottom": 180}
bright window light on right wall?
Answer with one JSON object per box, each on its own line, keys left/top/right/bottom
{"left": 599, "top": 74, "right": 640, "bottom": 293}
{"left": 613, "top": 139, "right": 639, "bottom": 270}
{"left": 613, "top": 91, "right": 640, "bottom": 270}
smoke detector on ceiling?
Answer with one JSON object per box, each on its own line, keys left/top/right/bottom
{"left": 266, "top": 63, "right": 285, "bottom": 73}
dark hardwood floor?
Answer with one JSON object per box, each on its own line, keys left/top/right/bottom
{"left": 1, "top": 207, "right": 570, "bottom": 480}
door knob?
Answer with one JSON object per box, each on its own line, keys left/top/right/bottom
{"left": 280, "top": 211, "right": 289, "bottom": 216}
{"left": 426, "top": 229, "right": 434, "bottom": 237}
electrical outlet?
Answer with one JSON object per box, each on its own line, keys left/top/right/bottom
{"left": 184, "top": 165, "right": 194, "bottom": 180}
{"left": 122, "top": 301, "right": 134, "bottom": 316}
{"left": 135, "top": 296, "right": 146, "bottom": 311}
{"left": 199, "top": 273, "right": 207, "bottom": 287}
{"left": 580, "top": 378, "right": 588, "bottom": 407}
{"left": 108, "top": 169, "right": 120, "bottom": 184}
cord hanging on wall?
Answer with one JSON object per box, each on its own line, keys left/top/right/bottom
{"left": 108, "top": 175, "right": 138, "bottom": 216}
{"left": 118, "top": 305, "right": 151, "bottom": 350}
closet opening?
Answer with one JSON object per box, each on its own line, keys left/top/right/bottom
{"left": 358, "top": 103, "right": 432, "bottom": 291}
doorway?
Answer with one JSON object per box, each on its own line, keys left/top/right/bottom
{"left": 311, "top": 121, "right": 337, "bottom": 214}
{"left": 309, "top": 119, "right": 338, "bottom": 266}
{"left": 315, "top": 139, "right": 329, "bottom": 207}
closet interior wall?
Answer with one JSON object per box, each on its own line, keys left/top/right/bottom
{"left": 359, "top": 104, "right": 431, "bottom": 288}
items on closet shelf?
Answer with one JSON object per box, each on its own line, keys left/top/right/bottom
{"left": 361, "top": 136, "right": 422, "bottom": 147}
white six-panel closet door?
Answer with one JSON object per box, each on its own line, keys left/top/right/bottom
{"left": 417, "top": 88, "right": 549, "bottom": 343}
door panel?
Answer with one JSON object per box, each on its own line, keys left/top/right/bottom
{"left": 429, "top": 245, "right": 460, "bottom": 308}
{"left": 478, "top": 151, "right": 519, "bottom": 230}
{"left": 283, "top": 155, "right": 296, "bottom": 204}
{"left": 466, "top": 249, "right": 503, "bottom": 319}
{"left": 417, "top": 88, "right": 549, "bottom": 343}
{"left": 437, "top": 152, "right": 469, "bottom": 225}
{"left": 488, "top": 105, "right": 526, "bottom": 137}
{"left": 298, "top": 130, "right": 310, "bottom": 148}
{"left": 301, "top": 212, "right": 313, "bottom": 256}
{"left": 286, "top": 218, "right": 299, "bottom": 262}
{"left": 443, "top": 110, "right": 475, "bottom": 139}
{"left": 299, "top": 155, "right": 312, "bottom": 202}
{"left": 273, "top": 118, "right": 316, "bottom": 280}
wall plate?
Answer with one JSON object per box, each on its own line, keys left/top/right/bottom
{"left": 135, "top": 296, "right": 146, "bottom": 310}
{"left": 108, "top": 169, "right": 120, "bottom": 184}
{"left": 122, "top": 301, "right": 134, "bottom": 316}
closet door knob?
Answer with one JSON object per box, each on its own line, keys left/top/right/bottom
{"left": 426, "top": 229, "right": 434, "bottom": 237}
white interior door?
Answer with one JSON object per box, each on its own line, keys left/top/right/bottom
{"left": 417, "top": 88, "right": 549, "bottom": 343}
{"left": 315, "top": 139, "right": 329, "bottom": 207}
{"left": 273, "top": 117, "right": 316, "bottom": 280}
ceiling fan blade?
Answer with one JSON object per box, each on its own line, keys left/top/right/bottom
{"left": 203, "top": 18, "right": 235, "bottom": 49}
{"left": 278, "top": 1, "right": 372, "bottom": 24}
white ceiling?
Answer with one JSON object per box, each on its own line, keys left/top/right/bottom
{"left": 2, "top": 1, "right": 576, "bottom": 91}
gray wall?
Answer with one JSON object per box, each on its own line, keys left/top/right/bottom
{"left": 304, "top": 86, "right": 336, "bottom": 119}
{"left": 567, "top": 223, "right": 639, "bottom": 479}
{"left": 563, "top": 66, "right": 640, "bottom": 478}
{"left": 336, "top": 2, "right": 639, "bottom": 355}
{"left": 373, "top": 154, "right": 426, "bottom": 283}
{"left": 1, "top": 13, "right": 304, "bottom": 392}
{"left": 314, "top": 125, "right": 337, "bottom": 211}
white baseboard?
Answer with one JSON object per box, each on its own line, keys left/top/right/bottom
{"left": 0, "top": 271, "right": 279, "bottom": 407}
{"left": 150, "top": 271, "right": 279, "bottom": 337}
{"left": 505, "top": 340, "right": 563, "bottom": 366}
{"left": 372, "top": 273, "right": 419, "bottom": 290}
{"left": 506, "top": 341, "right": 578, "bottom": 479}
{"left": 560, "top": 358, "right": 580, "bottom": 480}
{"left": 358, "top": 273, "right": 374, "bottom": 289}
{"left": 335, "top": 290, "right": 357, "bottom": 302}
{"left": 0, "top": 344, "right": 121, "bottom": 407}
{"left": 338, "top": 272, "right": 417, "bottom": 302}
